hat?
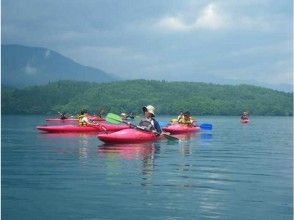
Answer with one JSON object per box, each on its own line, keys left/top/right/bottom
{"left": 121, "top": 113, "right": 127, "bottom": 117}
{"left": 142, "top": 105, "right": 155, "bottom": 116}
{"left": 183, "top": 111, "right": 190, "bottom": 116}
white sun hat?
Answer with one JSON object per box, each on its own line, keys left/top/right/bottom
{"left": 142, "top": 105, "right": 155, "bottom": 116}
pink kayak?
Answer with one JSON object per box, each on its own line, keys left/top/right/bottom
{"left": 37, "top": 123, "right": 129, "bottom": 133}
{"left": 97, "top": 128, "right": 159, "bottom": 144}
{"left": 45, "top": 117, "right": 105, "bottom": 122}
{"left": 241, "top": 119, "right": 250, "bottom": 124}
{"left": 46, "top": 118, "right": 78, "bottom": 122}
{"left": 162, "top": 124, "right": 201, "bottom": 134}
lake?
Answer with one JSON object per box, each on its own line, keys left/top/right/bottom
{"left": 1, "top": 115, "right": 293, "bottom": 219}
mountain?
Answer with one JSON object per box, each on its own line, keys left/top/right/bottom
{"left": 1, "top": 44, "right": 119, "bottom": 88}
{"left": 2, "top": 80, "right": 293, "bottom": 116}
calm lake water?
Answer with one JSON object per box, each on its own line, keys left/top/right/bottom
{"left": 2, "top": 115, "right": 293, "bottom": 220}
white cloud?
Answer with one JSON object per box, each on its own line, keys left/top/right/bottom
{"left": 155, "top": 3, "right": 226, "bottom": 32}
{"left": 154, "top": 2, "right": 269, "bottom": 32}
{"left": 195, "top": 3, "right": 226, "bottom": 29}
{"left": 156, "top": 17, "right": 192, "bottom": 32}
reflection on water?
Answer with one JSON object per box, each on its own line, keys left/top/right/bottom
{"left": 174, "top": 132, "right": 199, "bottom": 140}
{"left": 201, "top": 133, "right": 213, "bottom": 140}
{"left": 98, "top": 143, "right": 159, "bottom": 177}
{"left": 179, "top": 142, "right": 192, "bottom": 156}
{"left": 78, "top": 137, "right": 90, "bottom": 160}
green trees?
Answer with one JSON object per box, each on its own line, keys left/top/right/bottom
{"left": 2, "top": 80, "right": 293, "bottom": 116}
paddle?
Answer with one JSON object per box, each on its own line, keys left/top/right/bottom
{"left": 106, "top": 113, "right": 180, "bottom": 141}
{"left": 199, "top": 123, "right": 213, "bottom": 130}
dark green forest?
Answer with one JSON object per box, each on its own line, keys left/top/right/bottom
{"left": 2, "top": 80, "right": 293, "bottom": 116}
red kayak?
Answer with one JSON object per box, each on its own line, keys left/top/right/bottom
{"left": 37, "top": 123, "right": 129, "bottom": 133}
{"left": 46, "top": 117, "right": 105, "bottom": 122}
{"left": 97, "top": 128, "right": 159, "bottom": 144}
{"left": 241, "top": 118, "right": 250, "bottom": 124}
{"left": 162, "top": 124, "right": 201, "bottom": 134}
{"left": 46, "top": 118, "right": 78, "bottom": 122}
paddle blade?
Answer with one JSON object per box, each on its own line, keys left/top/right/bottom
{"left": 163, "top": 133, "right": 179, "bottom": 141}
{"left": 200, "top": 123, "right": 213, "bottom": 130}
{"left": 106, "top": 113, "right": 123, "bottom": 124}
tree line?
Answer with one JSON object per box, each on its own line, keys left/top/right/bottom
{"left": 2, "top": 80, "right": 293, "bottom": 116}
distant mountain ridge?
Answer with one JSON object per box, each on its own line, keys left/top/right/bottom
{"left": 1, "top": 44, "right": 119, "bottom": 88}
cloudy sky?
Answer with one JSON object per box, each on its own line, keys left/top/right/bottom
{"left": 2, "top": 0, "right": 293, "bottom": 90}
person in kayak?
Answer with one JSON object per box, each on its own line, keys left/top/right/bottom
{"left": 178, "top": 111, "right": 195, "bottom": 126}
{"left": 241, "top": 112, "right": 249, "bottom": 120}
{"left": 169, "top": 111, "right": 183, "bottom": 124}
{"left": 121, "top": 113, "right": 128, "bottom": 121}
{"left": 58, "top": 112, "right": 68, "bottom": 120}
{"left": 78, "top": 110, "right": 95, "bottom": 126}
{"left": 138, "top": 105, "right": 162, "bottom": 134}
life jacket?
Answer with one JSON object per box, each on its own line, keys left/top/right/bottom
{"left": 139, "top": 117, "right": 156, "bottom": 131}
{"left": 78, "top": 114, "right": 88, "bottom": 126}
{"left": 178, "top": 116, "right": 194, "bottom": 125}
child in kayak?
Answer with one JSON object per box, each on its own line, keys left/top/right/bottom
{"left": 178, "top": 111, "right": 195, "bottom": 126}
{"left": 78, "top": 110, "right": 96, "bottom": 126}
{"left": 241, "top": 112, "right": 249, "bottom": 120}
{"left": 138, "top": 105, "right": 162, "bottom": 134}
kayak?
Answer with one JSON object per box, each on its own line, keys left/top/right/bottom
{"left": 46, "top": 118, "right": 78, "bottom": 122}
{"left": 37, "top": 123, "right": 129, "bottom": 133}
{"left": 90, "top": 116, "right": 106, "bottom": 121}
{"left": 45, "top": 117, "right": 105, "bottom": 122}
{"left": 241, "top": 118, "right": 250, "bottom": 123}
{"left": 97, "top": 128, "right": 159, "bottom": 144}
{"left": 37, "top": 125, "right": 100, "bottom": 132}
{"left": 162, "top": 124, "right": 201, "bottom": 134}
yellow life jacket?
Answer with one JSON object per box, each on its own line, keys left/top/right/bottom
{"left": 78, "top": 114, "right": 88, "bottom": 126}
{"left": 178, "top": 116, "right": 194, "bottom": 125}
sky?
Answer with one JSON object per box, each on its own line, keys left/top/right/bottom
{"left": 1, "top": 0, "right": 293, "bottom": 91}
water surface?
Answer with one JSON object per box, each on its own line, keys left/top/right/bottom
{"left": 2, "top": 115, "right": 293, "bottom": 219}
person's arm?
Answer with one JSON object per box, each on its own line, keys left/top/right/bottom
{"left": 153, "top": 119, "right": 162, "bottom": 134}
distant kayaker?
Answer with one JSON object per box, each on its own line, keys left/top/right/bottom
{"left": 241, "top": 112, "right": 249, "bottom": 120}
{"left": 58, "top": 111, "right": 68, "bottom": 120}
{"left": 138, "top": 105, "right": 162, "bottom": 134}
{"left": 178, "top": 111, "right": 195, "bottom": 126}
{"left": 121, "top": 113, "right": 128, "bottom": 120}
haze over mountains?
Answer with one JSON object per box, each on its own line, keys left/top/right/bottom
{"left": 1, "top": 44, "right": 119, "bottom": 88}
{"left": 1, "top": 44, "right": 292, "bottom": 92}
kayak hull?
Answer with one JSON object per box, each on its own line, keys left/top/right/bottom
{"left": 97, "top": 128, "right": 158, "bottom": 144}
{"left": 37, "top": 123, "right": 129, "bottom": 133}
{"left": 162, "top": 124, "right": 201, "bottom": 134}
{"left": 37, "top": 125, "right": 100, "bottom": 132}
{"left": 241, "top": 119, "right": 250, "bottom": 123}
{"left": 46, "top": 117, "right": 105, "bottom": 122}
{"left": 46, "top": 118, "right": 78, "bottom": 122}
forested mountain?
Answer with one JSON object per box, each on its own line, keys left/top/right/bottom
{"left": 1, "top": 44, "right": 119, "bottom": 88}
{"left": 2, "top": 80, "right": 293, "bottom": 116}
